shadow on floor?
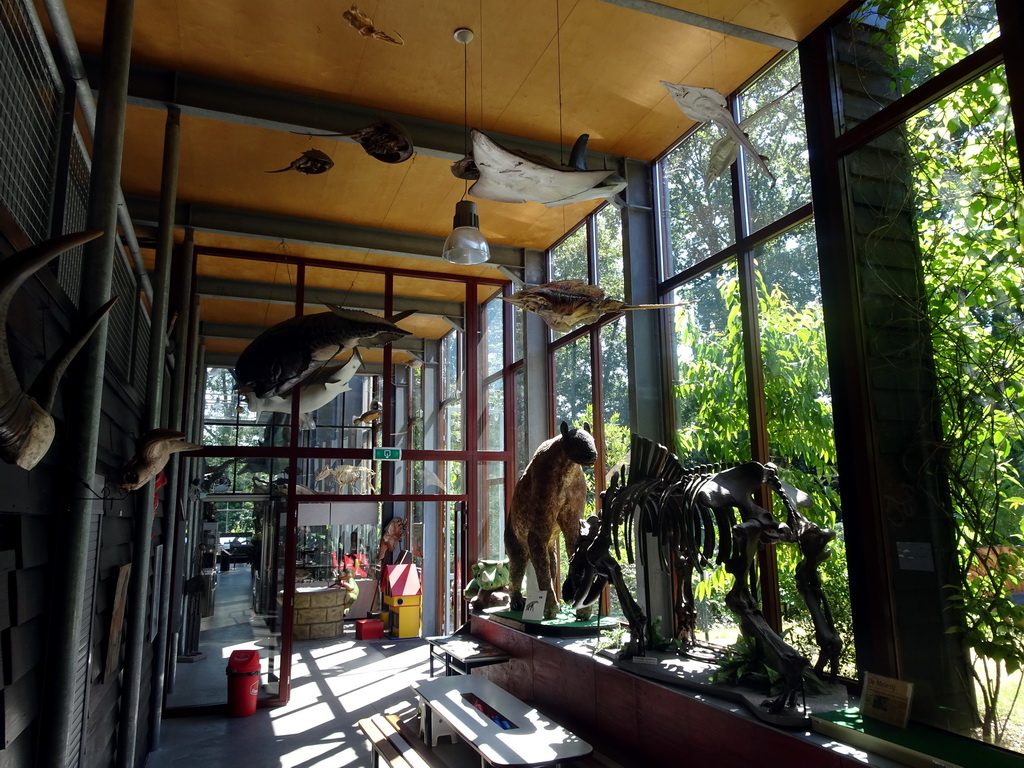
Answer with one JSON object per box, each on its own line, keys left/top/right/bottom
{"left": 149, "top": 634, "right": 436, "bottom": 768}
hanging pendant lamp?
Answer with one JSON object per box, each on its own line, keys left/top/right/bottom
{"left": 443, "top": 199, "right": 490, "bottom": 264}
{"left": 443, "top": 27, "right": 490, "bottom": 265}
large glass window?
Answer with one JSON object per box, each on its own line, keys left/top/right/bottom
{"left": 841, "top": 19, "right": 1023, "bottom": 744}
{"left": 660, "top": 121, "right": 737, "bottom": 274}
{"left": 658, "top": 48, "right": 851, "bottom": 675}
{"left": 669, "top": 265, "right": 750, "bottom": 463}
{"left": 739, "top": 53, "right": 810, "bottom": 231}
{"left": 534, "top": 204, "right": 637, "bottom": 619}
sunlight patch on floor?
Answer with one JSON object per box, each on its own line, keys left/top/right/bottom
{"left": 271, "top": 700, "right": 342, "bottom": 735}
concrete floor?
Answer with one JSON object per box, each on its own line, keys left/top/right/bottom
{"left": 148, "top": 635, "right": 441, "bottom": 768}
{"left": 148, "top": 566, "right": 455, "bottom": 767}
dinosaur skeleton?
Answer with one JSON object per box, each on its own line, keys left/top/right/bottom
{"left": 564, "top": 433, "right": 842, "bottom": 714}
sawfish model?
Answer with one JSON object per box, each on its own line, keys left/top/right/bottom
{"left": 504, "top": 280, "right": 685, "bottom": 333}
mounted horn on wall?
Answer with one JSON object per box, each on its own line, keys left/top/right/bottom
{"left": 0, "top": 231, "right": 118, "bottom": 470}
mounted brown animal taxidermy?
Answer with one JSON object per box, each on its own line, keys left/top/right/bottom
{"left": 505, "top": 421, "right": 597, "bottom": 620}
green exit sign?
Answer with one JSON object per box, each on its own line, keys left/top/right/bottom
{"left": 373, "top": 447, "right": 402, "bottom": 461}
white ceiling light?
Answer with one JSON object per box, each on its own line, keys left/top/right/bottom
{"left": 442, "top": 27, "right": 490, "bottom": 265}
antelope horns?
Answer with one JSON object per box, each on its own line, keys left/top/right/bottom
{"left": 0, "top": 230, "right": 112, "bottom": 470}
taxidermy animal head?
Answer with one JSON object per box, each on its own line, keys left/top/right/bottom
{"left": 0, "top": 231, "right": 118, "bottom": 470}
{"left": 504, "top": 280, "right": 687, "bottom": 333}
{"left": 558, "top": 421, "right": 598, "bottom": 467}
{"left": 242, "top": 348, "right": 362, "bottom": 429}
{"left": 456, "top": 129, "right": 626, "bottom": 207}
{"left": 234, "top": 307, "right": 412, "bottom": 400}
{"left": 296, "top": 119, "right": 414, "bottom": 164}
{"left": 266, "top": 148, "right": 335, "bottom": 175}
{"left": 121, "top": 429, "right": 202, "bottom": 491}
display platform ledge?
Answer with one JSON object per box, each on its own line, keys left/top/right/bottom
{"left": 466, "top": 612, "right": 946, "bottom": 768}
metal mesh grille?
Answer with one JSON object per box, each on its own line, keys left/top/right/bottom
{"left": 0, "top": 0, "right": 61, "bottom": 243}
{"left": 108, "top": 255, "right": 150, "bottom": 394}
{"left": 55, "top": 129, "right": 91, "bottom": 308}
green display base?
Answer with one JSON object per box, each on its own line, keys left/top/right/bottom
{"left": 811, "top": 707, "right": 1021, "bottom": 768}
{"left": 487, "top": 609, "right": 620, "bottom": 637}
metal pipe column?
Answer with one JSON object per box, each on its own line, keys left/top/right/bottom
{"left": 168, "top": 232, "right": 199, "bottom": 660}
{"left": 142, "top": 105, "right": 181, "bottom": 753}
{"left": 38, "top": 1, "right": 135, "bottom": 765}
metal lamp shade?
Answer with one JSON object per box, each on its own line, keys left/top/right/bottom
{"left": 442, "top": 200, "right": 490, "bottom": 264}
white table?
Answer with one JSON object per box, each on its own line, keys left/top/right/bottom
{"left": 426, "top": 634, "right": 512, "bottom": 677}
{"left": 412, "top": 675, "right": 592, "bottom": 767}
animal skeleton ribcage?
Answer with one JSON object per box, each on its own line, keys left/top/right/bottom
{"left": 591, "top": 433, "right": 841, "bottom": 713}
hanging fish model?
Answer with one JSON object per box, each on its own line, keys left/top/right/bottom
{"left": 242, "top": 348, "right": 363, "bottom": 429}
{"left": 458, "top": 129, "right": 626, "bottom": 207}
{"left": 0, "top": 231, "right": 119, "bottom": 470}
{"left": 504, "top": 280, "right": 687, "bottom": 333}
{"left": 353, "top": 400, "right": 382, "bottom": 425}
{"left": 235, "top": 307, "right": 412, "bottom": 400}
{"left": 661, "top": 82, "right": 776, "bottom": 185}
{"left": 704, "top": 133, "right": 742, "bottom": 190}
{"left": 295, "top": 118, "right": 414, "bottom": 164}
{"left": 701, "top": 83, "right": 800, "bottom": 189}
{"left": 343, "top": 5, "right": 404, "bottom": 46}
{"left": 266, "top": 148, "right": 335, "bottom": 175}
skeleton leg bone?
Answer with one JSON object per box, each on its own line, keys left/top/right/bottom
{"left": 725, "top": 520, "right": 808, "bottom": 713}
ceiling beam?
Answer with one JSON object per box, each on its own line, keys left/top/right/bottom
{"left": 125, "top": 195, "right": 533, "bottom": 269}
{"left": 595, "top": 0, "right": 797, "bottom": 51}
{"left": 82, "top": 56, "right": 624, "bottom": 166}
{"left": 197, "top": 276, "right": 464, "bottom": 320}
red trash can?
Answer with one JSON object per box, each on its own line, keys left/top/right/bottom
{"left": 225, "top": 649, "right": 261, "bottom": 717}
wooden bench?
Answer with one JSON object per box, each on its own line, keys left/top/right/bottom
{"left": 358, "top": 713, "right": 433, "bottom": 768}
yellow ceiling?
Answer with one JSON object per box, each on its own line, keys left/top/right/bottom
{"left": 54, "top": 0, "right": 847, "bottom": 362}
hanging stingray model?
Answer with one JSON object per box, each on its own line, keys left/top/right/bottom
{"left": 266, "top": 148, "right": 335, "bottom": 175}
{"left": 234, "top": 307, "right": 412, "bottom": 400}
{"left": 295, "top": 118, "right": 414, "bottom": 164}
{"left": 504, "top": 280, "right": 686, "bottom": 333}
{"left": 0, "top": 231, "right": 119, "bottom": 470}
{"left": 454, "top": 129, "right": 626, "bottom": 207}
{"left": 661, "top": 81, "right": 777, "bottom": 185}
{"left": 242, "top": 348, "right": 363, "bottom": 429}
{"left": 343, "top": 5, "right": 404, "bottom": 46}
{"left": 121, "top": 429, "right": 203, "bottom": 491}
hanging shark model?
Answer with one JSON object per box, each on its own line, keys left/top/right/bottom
{"left": 661, "top": 81, "right": 777, "bottom": 185}
{"left": 234, "top": 307, "right": 412, "bottom": 399}
{"left": 242, "top": 349, "right": 362, "bottom": 429}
